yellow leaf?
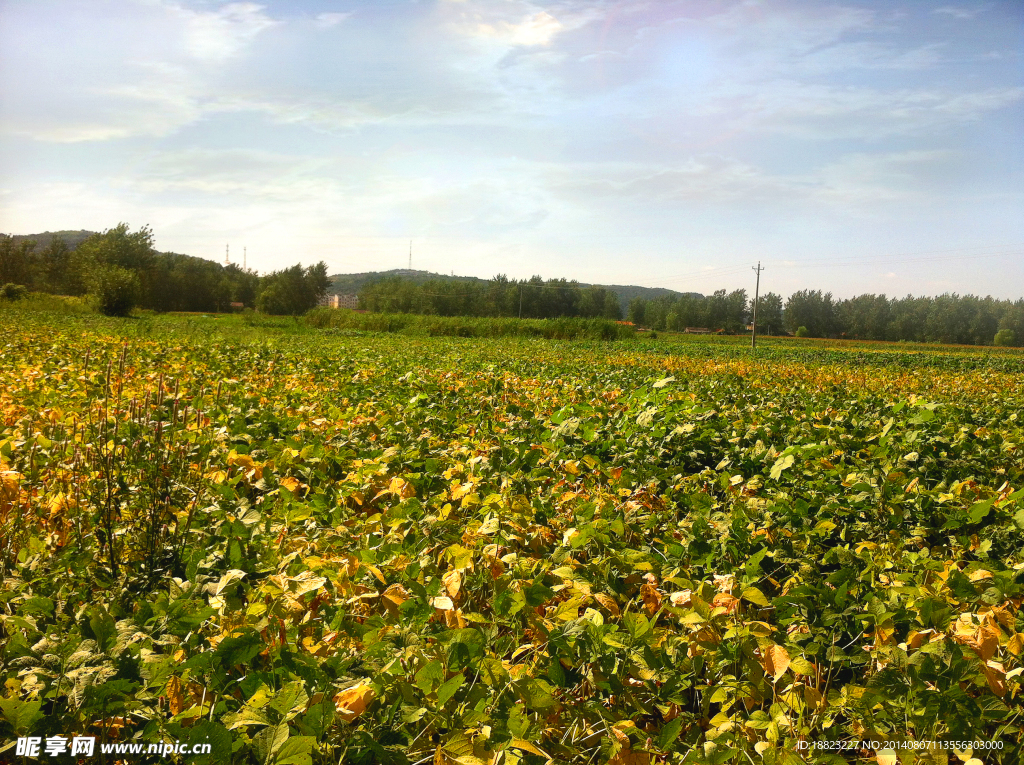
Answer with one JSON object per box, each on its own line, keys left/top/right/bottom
{"left": 443, "top": 570, "right": 463, "bottom": 600}
{"left": 640, "top": 584, "right": 662, "bottom": 617}
{"left": 983, "top": 660, "right": 1007, "bottom": 696}
{"left": 365, "top": 563, "right": 387, "bottom": 584}
{"left": 594, "top": 593, "right": 621, "bottom": 616}
{"left": 382, "top": 584, "right": 409, "bottom": 617}
{"left": 280, "top": 476, "right": 301, "bottom": 493}
{"left": 227, "top": 451, "right": 256, "bottom": 468}
{"left": 334, "top": 683, "right": 375, "bottom": 722}
{"left": 444, "top": 608, "right": 467, "bottom": 628}
{"left": 511, "top": 739, "right": 548, "bottom": 757}
{"left": 382, "top": 583, "right": 408, "bottom": 606}
{"left": 762, "top": 644, "right": 790, "bottom": 683}
{"left": 166, "top": 676, "right": 184, "bottom": 716}
{"left": 669, "top": 590, "right": 692, "bottom": 607}
{"left": 388, "top": 476, "right": 415, "bottom": 499}
{"left": 451, "top": 481, "right": 474, "bottom": 500}
{"left": 431, "top": 596, "right": 454, "bottom": 611}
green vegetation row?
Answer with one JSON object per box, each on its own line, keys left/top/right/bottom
{"left": 628, "top": 289, "right": 1024, "bottom": 347}
{"left": 304, "top": 308, "right": 635, "bottom": 340}
{"left": 358, "top": 274, "right": 624, "bottom": 321}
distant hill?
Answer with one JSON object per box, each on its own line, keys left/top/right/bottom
{"left": 9, "top": 230, "right": 97, "bottom": 250}
{"left": 329, "top": 269, "right": 702, "bottom": 306}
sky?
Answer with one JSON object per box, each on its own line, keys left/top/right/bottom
{"left": 0, "top": 0, "right": 1022, "bottom": 299}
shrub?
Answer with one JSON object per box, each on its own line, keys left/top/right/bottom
{"left": 90, "top": 265, "right": 141, "bottom": 317}
{"left": 0, "top": 283, "right": 28, "bottom": 300}
{"left": 994, "top": 329, "right": 1016, "bottom": 347}
{"left": 795, "top": 326, "right": 810, "bottom": 337}
{"left": 303, "top": 309, "right": 635, "bottom": 340}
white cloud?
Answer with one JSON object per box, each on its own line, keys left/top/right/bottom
{"left": 171, "top": 2, "right": 279, "bottom": 62}
{"left": 0, "top": 1, "right": 279, "bottom": 142}
{"left": 933, "top": 6, "right": 985, "bottom": 20}
{"left": 698, "top": 81, "right": 1024, "bottom": 139}
{"left": 444, "top": 2, "right": 603, "bottom": 48}
{"left": 314, "top": 12, "right": 352, "bottom": 29}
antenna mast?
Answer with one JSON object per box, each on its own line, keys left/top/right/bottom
{"left": 225, "top": 244, "right": 230, "bottom": 266}
{"left": 409, "top": 240, "right": 412, "bottom": 271}
{"left": 243, "top": 246, "right": 247, "bottom": 270}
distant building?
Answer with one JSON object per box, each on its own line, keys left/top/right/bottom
{"left": 684, "top": 327, "right": 711, "bottom": 334}
{"left": 318, "top": 294, "right": 360, "bottom": 309}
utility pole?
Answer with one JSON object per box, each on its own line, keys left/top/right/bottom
{"left": 225, "top": 244, "right": 229, "bottom": 266}
{"left": 751, "top": 261, "right": 764, "bottom": 350}
{"left": 518, "top": 283, "right": 523, "bottom": 319}
{"left": 243, "top": 246, "right": 247, "bottom": 270}
{"left": 409, "top": 241, "right": 412, "bottom": 271}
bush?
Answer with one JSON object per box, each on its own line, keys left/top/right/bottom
{"left": 994, "top": 329, "right": 1016, "bottom": 347}
{"left": 90, "top": 265, "right": 141, "bottom": 317}
{"left": 795, "top": 326, "right": 810, "bottom": 337}
{"left": 0, "top": 283, "right": 28, "bottom": 300}
{"left": 303, "top": 309, "right": 635, "bottom": 340}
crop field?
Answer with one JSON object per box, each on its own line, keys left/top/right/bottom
{"left": 2, "top": 309, "right": 1024, "bottom": 765}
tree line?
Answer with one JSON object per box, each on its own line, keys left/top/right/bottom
{"left": 0, "top": 225, "right": 329, "bottom": 316}
{"left": 624, "top": 288, "right": 1024, "bottom": 346}
{"left": 358, "top": 274, "right": 623, "bottom": 320}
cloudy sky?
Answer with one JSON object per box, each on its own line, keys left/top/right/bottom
{"left": 1, "top": 0, "right": 1021, "bottom": 298}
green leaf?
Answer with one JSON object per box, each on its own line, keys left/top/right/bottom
{"left": 623, "top": 612, "right": 652, "bottom": 641}
{"left": 518, "top": 678, "right": 558, "bottom": 711}
{"left": 656, "top": 717, "right": 683, "bottom": 750}
{"left": 181, "top": 721, "right": 232, "bottom": 765}
{"left": 415, "top": 660, "right": 444, "bottom": 695}
{"left": 968, "top": 499, "right": 995, "bottom": 524}
{"left": 252, "top": 723, "right": 290, "bottom": 765}
{"left": 269, "top": 680, "right": 309, "bottom": 720}
{"left": 436, "top": 673, "right": 465, "bottom": 706}
{"left": 508, "top": 703, "right": 529, "bottom": 738}
{"left": 275, "top": 736, "right": 314, "bottom": 765}
{"left": 0, "top": 697, "right": 43, "bottom": 735}
{"left": 215, "top": 629, "right": 262, "bottom": 669}
{"left": 88, "top": 606, "right": 118, "bottom": 654}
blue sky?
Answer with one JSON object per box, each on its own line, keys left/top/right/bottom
{"left": 1, "top": 0, "right": 1021, "bottom": 298}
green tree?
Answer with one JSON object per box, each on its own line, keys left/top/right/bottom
{"left": 0, "top": 235, "right": 39, "bottom": 287}
{"left": 76, "top": 224, "right": 156, "bottom": 308}
{"left": 90, "top": 265, "right": 141, "bottom": 317}
{"left": 256, "top": 262, "right": 331, "bottom": 315}
{"left": 785, "top": 290, "right": 836, "bottom": 337}
{"left": 756, "top": 292, "right": 783, "bottom": 335}
{"left": 628, "top": 297, "right": 647, "bottom": 326}
{"left": 994, "top": 329, "right": 1016, "bottom": 347}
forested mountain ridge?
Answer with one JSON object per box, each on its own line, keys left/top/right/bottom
{"left": 329, "top": 269, "right": 702, "bottom": 308}
{"left": 10, "top": 229, "right": 97, "bottom": 251}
